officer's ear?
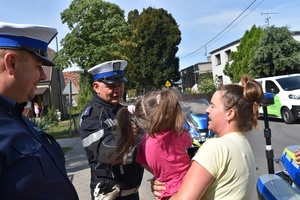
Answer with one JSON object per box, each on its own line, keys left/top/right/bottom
{"left": 93, "top": 81, "right": 101, "bottom": 94}
{"left": 3, "top": 51, "right": 17, "bottom": 74}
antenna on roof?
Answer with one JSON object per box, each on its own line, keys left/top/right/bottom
{"left": 261, "top": 12, "right": 279, "bottom": 27}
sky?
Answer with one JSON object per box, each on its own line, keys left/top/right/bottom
{"left": 1, "top": 0, "right": 300, "bottom": 70}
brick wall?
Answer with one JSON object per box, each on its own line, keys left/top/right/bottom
{"left": 63, "top": 71, "right": 81, "bottom": 91}
{"left": 63, "top": 71, "right": 81, "bottom": 103}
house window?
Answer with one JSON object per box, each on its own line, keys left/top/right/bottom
{"left": 215, "top": 54, "right": 221, "bottom": 65}
{"left": 225, "top": 50, "right": 231, "bottom": 62}
{"left": 218, "top": 75, "right": 223, "bottom": 85}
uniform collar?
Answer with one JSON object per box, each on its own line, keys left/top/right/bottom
{"left": 0, "top": 94, "right": 26, "bottom": 115}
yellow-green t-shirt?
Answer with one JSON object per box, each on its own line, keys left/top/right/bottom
{"left": 192, "top": 132, "right": 256, "bottom": 200}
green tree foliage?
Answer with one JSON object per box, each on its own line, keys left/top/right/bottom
{"left": 185, "top": 72, "right": 217, "bottom": 94}
{"left": 223, "top": 25, "right": 263, "bottom": 82}
{"left": 126, "top": 7, "right": 181, "bottom": 90}
{"left": 198, "top": 72, "right": 218, "bottom": 94}
{"left": 249, "top": 26, "right": 300, "bottom": 77}
{"left": 54, "top": 0, "right": 131, "bottom": 108}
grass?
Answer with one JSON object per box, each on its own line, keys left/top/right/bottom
{"left": 44, "top": 110, "right": 81, "bottom": 155}
{"left": 45, "top": 110, "right": 81, "bottom": 139}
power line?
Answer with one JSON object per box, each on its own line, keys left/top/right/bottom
{"left": 206, "top": 0, "right": 265, "bottom": 49}
{"left": 180, "top": 0, "right": 260, "bottom": 61}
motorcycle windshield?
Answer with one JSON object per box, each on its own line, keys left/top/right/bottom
{"left": 180, "top": 97, "right": 210, "bottom": 116}
{"left": 180, "top": 97, "right": 215, "bottom": 143}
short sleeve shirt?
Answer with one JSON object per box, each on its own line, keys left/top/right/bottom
{"left": 193, "top": 132, "right": 256, "bottom": 200}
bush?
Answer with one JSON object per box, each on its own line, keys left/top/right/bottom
{"left": 30, "top": 106, "right": 58, "bottom": 130}
{"left": 44, "top": 106, "right": 59, "bottom": 126}
{"left": 185, "top": 72, "right": 218, "bottom": 94}
{"left": 30, "top": 117, "right": 47, "bottom": 130}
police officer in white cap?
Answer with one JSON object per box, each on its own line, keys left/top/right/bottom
{"left": 0, "top": 22, "right": 79, "bottom": 199}
{"left": 79, "top": 60, "right": 144, "bottom": 200}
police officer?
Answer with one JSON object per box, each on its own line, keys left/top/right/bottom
{"left": 0, "top": 22, "right": 79, "bottom": 199}
{"left": 79, "top": 60, "right": 144, "bottom": 200}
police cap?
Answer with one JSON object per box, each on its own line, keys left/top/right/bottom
{"left": 88, "top": 60, "right": 128, "bottom": 84}
{"left": 0, "top": 22, "right": 58, "bottom": 66}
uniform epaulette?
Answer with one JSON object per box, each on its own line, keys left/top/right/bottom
{"left": 81, "top": 106, "right": 92, "bottom": 118}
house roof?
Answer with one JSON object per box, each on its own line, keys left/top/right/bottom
{"left": 35, "top": 87, "right": 48, "bottom": 95}
{"left": 40, "top": 66, "right": 52, "bottom": 82}
{"left": 210, "top": 39, "right": 240, "bottom": 54}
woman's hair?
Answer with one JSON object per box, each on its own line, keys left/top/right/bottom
{"left": 218, "top": 74, "right": 263, "bottom": 132}
{"left": 135, "top": 89, "right": 187, "bottom": 137}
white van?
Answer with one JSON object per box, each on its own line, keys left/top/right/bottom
{"left": 255, "top": 74, "right": 300, "bottom": 124}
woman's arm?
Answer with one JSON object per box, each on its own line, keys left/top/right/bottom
{"left": 170, "top": 160, "right": 214, "bottom": 200}
{"left": 295, "top": 147, "right": 300, "bottom": 165}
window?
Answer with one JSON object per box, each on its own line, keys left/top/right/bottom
{"left": 225, "top": 50, "right": 231, "bottom": 62}
{"left": 218, "top": 76, "right": 223, "bottom": 85}
{"left": 265, "top": 80, "right": 279, "bottom": 94}
{"left": 215, "top": 54, "right": 221, "bottom": 65}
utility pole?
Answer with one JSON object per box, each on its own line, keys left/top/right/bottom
{"left": 261, "top": 12, "right": 279, "bottom": 27}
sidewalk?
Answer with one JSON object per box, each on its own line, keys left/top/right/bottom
{"left": 57, "top": 137, "right": 155, "bottom": 200}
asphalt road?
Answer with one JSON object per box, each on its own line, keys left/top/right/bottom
{"left": 247, "top": 118, "right": 300, "bottom": 199}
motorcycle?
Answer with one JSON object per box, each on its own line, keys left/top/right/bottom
{"left": 181, "top": 98, "right": 215, "bottom": 158}
{"left": 256, "top": 93, "right": 300, "bottom": 199}
{"left": 186, "top": 111, "right": 214, "bottom": 146}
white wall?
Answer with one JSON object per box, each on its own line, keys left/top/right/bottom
{"left": 210, "top": 33, "right": 300, "bottom": 84}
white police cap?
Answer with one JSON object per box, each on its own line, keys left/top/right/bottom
{"left": 88, "top": 60, "right": 128, "bottom": 84}
{"left": 0, "top": 22, "right": 58, "bottom": 66}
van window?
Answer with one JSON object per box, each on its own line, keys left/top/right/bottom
{"left": 265, "top": 80, "right": 279, "bottom": 94}
{"left": 277, "top": 75, "right": 300, "bottom": 91}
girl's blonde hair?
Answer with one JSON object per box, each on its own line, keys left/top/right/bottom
{"left": 135, "top": 89, "right": 187, "bottom": 137}
{"left": 112, "top": 89, "right": 188, "bottom": 164}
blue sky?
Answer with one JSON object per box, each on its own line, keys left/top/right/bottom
{"left": 1, "top": 0, "right": 299, "bottom": 70}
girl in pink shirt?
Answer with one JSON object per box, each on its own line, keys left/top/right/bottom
{"left": 114, "top": 90, "right": 192, "bottom": 200}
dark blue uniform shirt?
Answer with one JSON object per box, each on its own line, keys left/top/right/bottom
{"left": 79, "top": 95, "right": 144, "bottom": 199}
{"left": 0, "top": 94, "right": 79, "bottom": 200}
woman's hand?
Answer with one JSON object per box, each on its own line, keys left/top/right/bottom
{"left": 295, "top": 147, "right": 300, "bottom": 165}
{"left": 151, "top": 177, "right": 166, "bottom": 199}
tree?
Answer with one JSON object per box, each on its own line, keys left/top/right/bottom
{"left": 53, "top": 0, "right": 131, "bottom": 109}
{"left": 127, "top": 7, "right": 181, "bottom": 91}
{"left": 249, "top": 26, "right": 300, "bottom": 78}
{"left": 223, "top": 25, "right": 263, "bottom": 82}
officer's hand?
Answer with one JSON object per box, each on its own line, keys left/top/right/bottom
{"left": 94, "top": 184, "right": 120, "bottom": 200}
{"left": 151, "top": 177, "right": 166, "bottom": 199}
{"left": 127, "top": 105, "right": 135, "bottom": 114}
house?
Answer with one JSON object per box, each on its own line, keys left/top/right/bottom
{"left": 23, "top": 48, "right": 67, "bottom": 118}
{"left": 62, "top": 65, "right": 82, "bottom": 107}
{"left": 209, "top": 31, "right": 300, "bottom": 84}
{"left": 180, "top": 60, "right": 212, "bottom": 92}
{"left": 210, "top": 39, "right": 240, "bottom": 85}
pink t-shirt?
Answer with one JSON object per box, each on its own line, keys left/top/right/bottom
{"left": 136, "top": 129, "right": 192, "bottom": 199}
